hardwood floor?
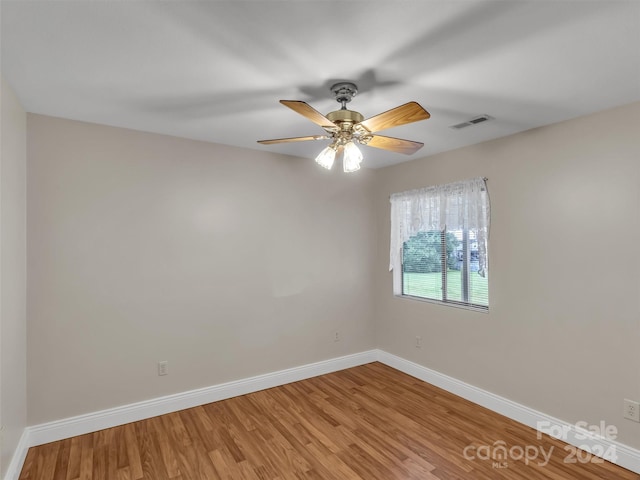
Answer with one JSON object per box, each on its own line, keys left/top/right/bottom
{"left": 19, "top": 362, "right": 639, "bottom": 479}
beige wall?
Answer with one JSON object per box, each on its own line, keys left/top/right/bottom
{"left": 0, "top": 76, "right": 28, "bottom": 477}
{"left": 373, "top": 101, "right": 640, "bottom": 449}
{"left": 27, "top": 114, "right": 376, "bottom": 424}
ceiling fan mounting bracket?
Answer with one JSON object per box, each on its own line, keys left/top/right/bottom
{"left": 331, "top": 82, "right": 358, "bottom": 109}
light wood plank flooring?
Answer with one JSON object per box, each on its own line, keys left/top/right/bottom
{"left": 19, "top": 362, "right": 639, "bottom": 479}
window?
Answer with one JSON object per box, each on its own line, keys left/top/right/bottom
{"left": 390, "top": 177, "right": 490, "bottom": 310}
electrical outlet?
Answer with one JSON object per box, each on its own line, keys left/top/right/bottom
{"left": 415, "top": 336, "right": 422, "bottom": 348}
{"left": 624, "top": 399, "right": 640, "bottom": 422}
{"left": 333, "top": 331, "right": 340, "bottom": 342}
{"left": 158, "top": 360, "right": 169, "bottom": 376}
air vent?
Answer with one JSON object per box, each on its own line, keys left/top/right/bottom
{"left": 450, "top": 115, "right": 494, "bottom": 129}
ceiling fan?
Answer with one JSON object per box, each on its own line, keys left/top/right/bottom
{"left": 258, "top": 82, "right": 430, "bottom": 172}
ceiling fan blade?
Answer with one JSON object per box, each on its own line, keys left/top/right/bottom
{"left": 257, "top": 135, "right": 330, "bottom": 145}
{"left": 358, "top": 101, "right": 430, "bottom": 133}
{"left": 280, "top": 100, "right": 338, "bottom": 130}
{"left": 364, "top": 135, "right": 424, "bottom": 155}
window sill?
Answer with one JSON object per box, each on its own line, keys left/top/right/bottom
{"left": 395, "top": 294, "right": 489, "bottom": 314}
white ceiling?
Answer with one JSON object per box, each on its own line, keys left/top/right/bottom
{"left": 2, "top": 1, "right": 639, "bottom": 169}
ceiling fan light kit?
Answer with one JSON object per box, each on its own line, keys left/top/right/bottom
{"left": 258, "top": 82, "right": 431, "bottom": 173}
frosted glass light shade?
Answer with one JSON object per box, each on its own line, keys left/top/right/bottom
{"left": 315, "top": 144, "right": 336, "bottom": 170}
{"left": 342, "top": 141, "right": 363, "bottom": 172}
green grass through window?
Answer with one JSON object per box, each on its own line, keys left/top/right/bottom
{"left": 403, "top": 270, "right": 488, "bottom": 307}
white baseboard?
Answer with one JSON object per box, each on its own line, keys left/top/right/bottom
{"left": 27, "top": 350, "right": 377, "bottom": 448}
{"left": 4, "top": 350, "right": 376, "bottom": 480}
{"left": 3, "top": 429, "right": 29, "bottom": 480}
{"left": 376, "top": 350, "right": 640, "bottom": 474}
{"left": 6, "top": 349, "right": 640, "bottom": 478}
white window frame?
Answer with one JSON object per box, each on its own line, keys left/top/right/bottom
{"left": 389, "top": 177, "right": 490, "bottom": 310}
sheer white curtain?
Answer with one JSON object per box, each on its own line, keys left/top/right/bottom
{"left": 389, "top": 177, "right": 490, "bottom": 292}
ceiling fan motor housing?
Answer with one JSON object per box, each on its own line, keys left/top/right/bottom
{"left": 327, "top": 109, "right": 364, "bottom": 124}
{"left": 326, "top": 109, "right": 370, "bottom": 145}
